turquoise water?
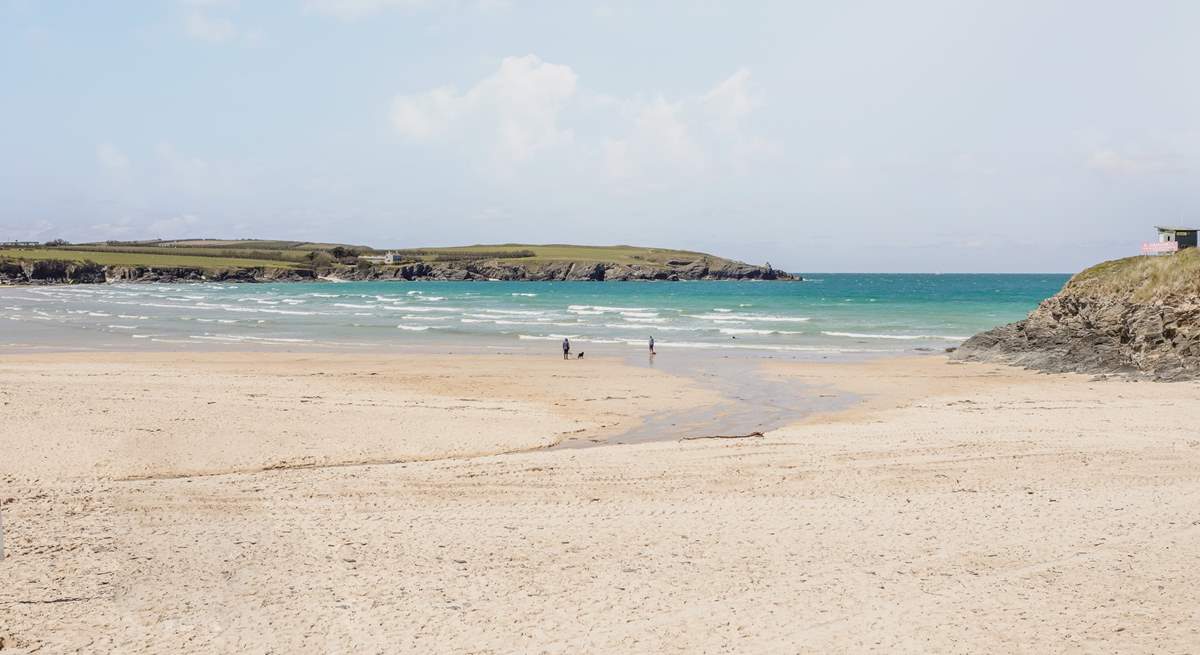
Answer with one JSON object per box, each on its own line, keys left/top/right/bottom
{"left": 0, "top": 275, "right": 1068, "bottom": 355}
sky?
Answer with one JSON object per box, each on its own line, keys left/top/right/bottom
{"left": 2, "top": 0, "right": 1198, "bottom": 273}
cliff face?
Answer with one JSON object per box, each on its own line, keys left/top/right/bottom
{"left": 0, "top": 256, "right": 793, "bottom": 285}
{"left": 954, "top": 250, "right": 1200, "bottom": 380}
{"left": 0, "top": 261, "right": 315, "bottom": 285}
{"left": 329, "top": 258, "right": 794, "bottom": 282}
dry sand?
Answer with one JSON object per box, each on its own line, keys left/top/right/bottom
{"left": 1, "top": 353, "right": 1199, "bottom": 653}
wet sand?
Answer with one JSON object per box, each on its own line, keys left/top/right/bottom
{"left": 2, "top": 353, "right": 1199, "bottom": 653}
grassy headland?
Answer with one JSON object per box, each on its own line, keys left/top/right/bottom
{"left": 0, "top": 248, "right": 302, "bottom": 270}
{"left": 1067, "top": 248, "right": 1200, "bottom": 301}
{"left": 2, "top": 241, "right": 747, "bottom": 270}
{"left": 0, "top": 239, "right": 786, "bottom": 283}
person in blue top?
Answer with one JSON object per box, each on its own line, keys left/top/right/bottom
{"left": 648, "top": 335, "right": 656, "bottom": 355}
{"left": 562, "top": 337, "right": 571, "bottom": 360}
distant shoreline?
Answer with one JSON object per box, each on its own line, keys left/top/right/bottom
{"left": 0, "top": 241, "right": 795, "bottom": 284}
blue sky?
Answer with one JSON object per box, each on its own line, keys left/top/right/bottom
{"left": 2, "top": 0, "right": 1197, "bottom": 272}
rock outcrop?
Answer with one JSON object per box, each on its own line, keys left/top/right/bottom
{"left": 328, "top": 258, "right": 794, "bottom": 282}
{"left": 953, "top": 250, "right": 1200, "bottom": 380}
{"left": 0, "top": 261, "right": 316, "bottom": 285}
{"left": 0, "top": 255, "right": 793, "bottom": 285}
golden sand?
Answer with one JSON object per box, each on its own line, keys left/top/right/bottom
{"left": 2, "top": 353, "right": 1198, "bottom": 652}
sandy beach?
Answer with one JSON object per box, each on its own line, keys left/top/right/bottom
{"left": 2, "top": 352, "right": 1199, "bottom": 653}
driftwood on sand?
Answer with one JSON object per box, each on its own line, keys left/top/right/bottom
{"left": 680, "top": 431, "right": 765, "bottom": 441}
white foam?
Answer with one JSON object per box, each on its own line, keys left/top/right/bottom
{"left": 392, "top": 306, "right": 462, "bottom": 313}
{"left": 567, "top": 305, "right": 651, "bottom": 312}
{"left": 603, "top": 323, "right": 701, "bottom": 332}
{"left": 258, "top": 309, "right": 318, "bottom": 316}
{"left": 685, "top": 313, "right": 811, "bottom": 322}
{"left": 641, "top": 341, "right": 889, "bottom": 353}
{"left": 475, "top": 309, "right": 545, "bottom": 316}
{"left": 822, "top": 331, "right": 967, "bottom": 341}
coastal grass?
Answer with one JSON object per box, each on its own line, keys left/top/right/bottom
{"left": 0, "top": 248, "right": 302, "bottom": 270}
{"left": 54, "top": 245, "right": 312, "bottom": 263}
{"left": 1069, "top": 248, "right": 1200, "bottom": 301}
{"left": 9, "top": 240, "right": 749, "bottom": 271}
{"left": 400, "top": 244, "right": 724, "bottom": 265}
{"left": 93, "top": 239, "right": 370, "bottom": 251}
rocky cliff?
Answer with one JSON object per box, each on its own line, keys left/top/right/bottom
{"left": 0, "top": 256, "right": 793, "bottom": 284}
{"left": 0, "top": 261, "right": 315, "bottom": 284}
{"left": 953, "top": 249, "right": 1200, "bottom": 380}
{"left": 327, "top": 257, "right": 794, "bottom": 282}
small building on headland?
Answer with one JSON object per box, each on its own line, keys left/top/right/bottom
{"left": 359, "top": 251, "right": 403, "bottom": 265}
{"left": 1142, "top": 226, "right": 1197, "bottom": 255}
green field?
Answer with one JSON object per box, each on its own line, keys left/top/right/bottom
{"left": 2, "top": 241, "right": 741, "bottom": 271}
{"left": 0, "top": 249, "right": 301, "bottom": 270}
{"left": 54, "top": 244, "right": 312, "bottom": 263}
{"left": 396, "top": 244, "right": 723, "bottom": 265}
{"left": 134, "top": 239, "right": 371, "bottom": 251}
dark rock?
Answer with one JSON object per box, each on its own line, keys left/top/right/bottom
{"left": 0, "top": 252, "right": 797, "bottom": 285}
{"left": 954, "top": 254, "right": 1200, "bottom": 380}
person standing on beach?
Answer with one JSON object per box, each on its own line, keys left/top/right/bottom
{"left": 563, "top": 337, "right": 571, "bottom": 360}
{"left": 649, "top": 335, "right": 656, "bottom": 355}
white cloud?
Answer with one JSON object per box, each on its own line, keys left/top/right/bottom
{"left": 602, "top": 69, "right": 771, "bottom": 184}
{"left": 388, "top": 58, "right": 771, "bottom": 188}
{"left": 1086, "top": 149, "right": 1178, "bottom": 176}
{"left": 604, "top": 97, "right": 705, "bottom": 182}
{"left": 85, "top": 216, "right": 201, "bottom": 241}
{"left": 148, "top": 214, "right": 201, "bottom": 238}
{"left": 305, "top": 0, "right": 509, "bottom": 19}
{"left": 303, "top": 0, "right": 432, "bottom": 19}
{"left": 185, "top": 11, "right": 237, "bottom": 42}
{"left": 0, "top": 219, "right": 57, "bottom": 242}
{"left": 96, "top": 143, "right": 131, "bottom": 173}
{"left": 474, "top": 0, "right": 511, "bottom": 12}
{"left": 392, "top": 54, "right": 577, "bottom": 164}
{"left": 390, "top": 87, "right": 460, "bottom": 139}
{"left": 181, "top": 1, "right": 263, "bottom": 46}
{"left": 88, "top": 218, "right": 135, "bottom": 240}
{"left": 702, "top": 68, "right": 760, "bottom": 129}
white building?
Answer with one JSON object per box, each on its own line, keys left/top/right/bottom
{"left": 359, "top": 251, "right": 403, "bottom": 264}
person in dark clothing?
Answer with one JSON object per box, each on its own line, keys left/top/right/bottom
{"left": 649, "top": 335, "right": 655, "bottom": 355}
{"left": 562, "top": 337, "right": 571, "bottom": 360}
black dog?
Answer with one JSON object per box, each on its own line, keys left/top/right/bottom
{"left": 576, "top": 352, "right": 585, "bottom": 359}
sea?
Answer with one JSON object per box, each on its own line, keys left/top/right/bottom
{"left": 1, "top": 274, "right": 1068, "bottom": 357}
